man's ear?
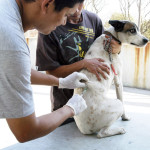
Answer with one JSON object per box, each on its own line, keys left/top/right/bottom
{"left": 41, "top": 0, "right": 54, "bottom": 14}
{"left": 109, "top": 20, "right": 126, "bottom": 32}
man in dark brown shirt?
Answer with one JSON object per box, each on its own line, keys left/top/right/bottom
{"left": 36, "top": 1, "right": 121, "bottom": 124}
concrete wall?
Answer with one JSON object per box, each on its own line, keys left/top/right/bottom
{"left": 27, "top": 38, "right": 150, "bottom": 90}
{"left": 121, "top": 42, "right": 150, "bottom": 90}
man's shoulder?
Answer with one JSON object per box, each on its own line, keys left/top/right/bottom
{"left": 82, "top": 10, "right": 100, "bottom": 19}
{"left": 82, "top": 10, "right": 102, "bottom": 26}
{"left": 0, "top": 25, "right": 27, "bottom": 52}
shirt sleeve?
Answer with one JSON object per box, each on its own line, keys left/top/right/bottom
{"left": 36, "top": 33, "right": 61, "bottom": 71}
{"left": 84, "top": 10, "right": 104, "bottom": 39}
{"left": 94, "top": 15, "right": 104, "bottom": 39}
{"left": 0, "top": 50, "right": 34, "bottom": 118}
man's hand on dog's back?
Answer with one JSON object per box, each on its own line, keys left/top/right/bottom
{"left": 82, "top": 58, "right": 110, "bottom": 81}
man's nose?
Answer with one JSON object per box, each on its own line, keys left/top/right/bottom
{"left": 76, "top": 8, "right": 79, "bottom": 13}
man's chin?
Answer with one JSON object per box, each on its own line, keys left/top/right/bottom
{"left": 39, "top": 29, "right": 53, "bottom": 35}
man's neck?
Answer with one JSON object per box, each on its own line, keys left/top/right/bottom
{"left": 15, "top": 0, "right": 34, "bottom": 32}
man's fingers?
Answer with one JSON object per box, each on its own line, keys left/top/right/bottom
{"left": 97, "top": 68, "right": 108, "bottom": 80}
{"left": 77, "top": 82, "right": 86, "bottom": 88}
{"left": 95, "top": 72, "right": 101, "bottom": 81}
{"left": 110, "top": 38, "right": 116, "bottom": 44}
{"left": 101, "top": 65, "right": 110, "bottom": 75}
{"left": 98, "top": 63, "right": 110, "bottom": 75}
{"left": 97, "top": 58, "right": 105, "bottom": 62}
{"left": 105, "top": 35, "right": 110, "bottom": 38}
{"left": 102, "top": 63, "right": 110, "bottom": 70}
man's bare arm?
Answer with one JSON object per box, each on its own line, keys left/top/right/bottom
{"left": 47, "top": 58, "right": 110, "bottom": 81}
{"left": 6, "top": 106, "right": 74, "bottom": 143}
{"left": 47, "top": 40, "right": 121, "bottom": 80}
{"left": 31, "top": 69, "right": 59, "bottom": 86}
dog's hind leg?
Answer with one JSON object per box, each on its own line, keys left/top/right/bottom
{"left": 97, "top": 126, "right": 126, "bottom": 138}
{"left": 114, "top": 75, "right": 130, "bottom": 121}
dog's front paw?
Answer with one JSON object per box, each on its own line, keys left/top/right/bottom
{"left": 122, "top": 114, "right": 130, "bottom": 121}
{"left": 119, "top": 127, "right": 126, "bottom": 134}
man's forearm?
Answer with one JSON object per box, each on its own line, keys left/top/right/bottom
{"left": 37, "top": 105, "right": 74, "bottom": 135}
{"left": 6, "top": 106, "right": 74, "bottom": 142}
{"left": 47, "top": 59, "right": 86, "bottom": 78}
{"left": 31, "top": 69, "right": 59, "bottom": 86}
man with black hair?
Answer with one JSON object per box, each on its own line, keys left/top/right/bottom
{"left": 0, "top": 0, "right": 88, "bottom": 143}
{"left": 36, "top": 1, "right": 121, "bottom": 124}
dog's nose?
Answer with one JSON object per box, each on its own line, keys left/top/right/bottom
{"left": 143, "top": 38, "right": 148, "bottom": 44}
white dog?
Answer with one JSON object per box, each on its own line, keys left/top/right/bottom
{"left": 74, "top": 20, "right": 148, "bottom": 138}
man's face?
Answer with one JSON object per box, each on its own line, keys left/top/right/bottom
{"left": 36, "top": 3, "right": 80, "bottom": 34}
{"left": 67, "top": 2, "right": 84, "bottom": 21}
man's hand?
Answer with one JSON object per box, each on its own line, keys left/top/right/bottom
{"left": 59, "top": 72, "right": 89, "bottom": 89}
{"left": 104, "top": 35, "right": 121, "bottom": 54}
{"left": 111, "top": 39, "right": 121, "bottom": 54}
{"left": 83, "top": 58, "right": 110, "bottom": 81}
{"left": 65, "top": 94, "right": 87, "bottom": 115}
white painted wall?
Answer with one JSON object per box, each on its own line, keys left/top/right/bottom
{"left": 121, "top": 43, "right": 150, "bottom": 90}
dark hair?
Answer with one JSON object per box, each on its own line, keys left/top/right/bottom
{"left": 24, "top": 0, "right": 36, "bottom": 2}
{"left": 24, "top": 0, "right": 84, "bottom": 11}
{"left": 54, "top": 0, "right": 84, "bottom": 11}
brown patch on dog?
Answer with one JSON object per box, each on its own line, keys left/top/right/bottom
{"left": 90, "top": 106, "right": 94, "bottom": 114}
{"left": 123, "top": 22, "right": 135, "bottom": 32}
{"left": 91, "top": 111, "right": 94, "bottom": 114}
{"left": 90, "top": 106, "right": 94, "bottom": 110}
{"left": 87, "top": 51, "right": 92, "bottom": 55}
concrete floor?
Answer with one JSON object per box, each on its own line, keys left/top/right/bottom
{"left": 1, "top": 86, "right": 150, "bottom": 150}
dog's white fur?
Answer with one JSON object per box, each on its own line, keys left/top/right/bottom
{"left": 74, "top": 20, "right": 148, "bottom": 138}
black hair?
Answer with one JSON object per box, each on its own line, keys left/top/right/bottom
{"left": 24, "top": 0, "right": 36, "bottom": 2}
{"left": 54, "top": 0, "right": 84, "bottom": 11}
{"left": 24, "top": 0, "right": 84, "bottom": 11}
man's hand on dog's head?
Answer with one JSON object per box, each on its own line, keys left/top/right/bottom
{"left": 82, "top": 58, "right": 110, "bottom": 81}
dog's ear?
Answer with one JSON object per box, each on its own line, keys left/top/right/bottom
{"left": 109, "top": 20, "right": 126, "bottom": 32}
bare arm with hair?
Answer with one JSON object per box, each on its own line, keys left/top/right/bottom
{"left": 31, "top": 69, "right": 89, "bottom": 89}
{"left": 6, "top": 93, "right": 87, "bottom": 143}
{"left": 6, "top": 106, "right": 74, "bottom": 143}
{"left": 31, "top": 69, "right": 59, "bottom": 86}
{"left": 45, "top": 38, "right": 120, "bottom": 81}
{"left": 47, "top": 58, "right": 110, "bottom": 81}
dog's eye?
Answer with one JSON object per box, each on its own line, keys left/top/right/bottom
{"left": 129, "top": 29, "right": 136, "bottom": 34}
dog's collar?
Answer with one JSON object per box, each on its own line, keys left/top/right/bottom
{"left": 103, "top": 31, "right": 119, "bottom": 76}
{"left": 104, "top": 31, "right": 121, "bottom": 44}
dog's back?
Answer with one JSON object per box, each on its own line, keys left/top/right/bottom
{"left": 74, "top": 34, "right": 123, "bottom": 135}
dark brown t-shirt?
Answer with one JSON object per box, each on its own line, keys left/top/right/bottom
{"left": 36, "top": 10, "right": 104, "bottom": 110}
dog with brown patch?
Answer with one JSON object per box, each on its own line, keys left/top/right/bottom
{"left": 74, "top": 20, "right": 148, "bottom": 138}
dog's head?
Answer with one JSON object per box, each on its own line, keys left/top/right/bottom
{"left": 109, "top": 20, "right": 148, "bottom": 47}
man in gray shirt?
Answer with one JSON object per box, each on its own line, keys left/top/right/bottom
{"left": 0, "top": 0, "right": 88, "bottom": 142}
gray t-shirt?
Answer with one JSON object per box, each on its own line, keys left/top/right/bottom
{"left": 0, "top": 0, "right": 34, "bottom": 118}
